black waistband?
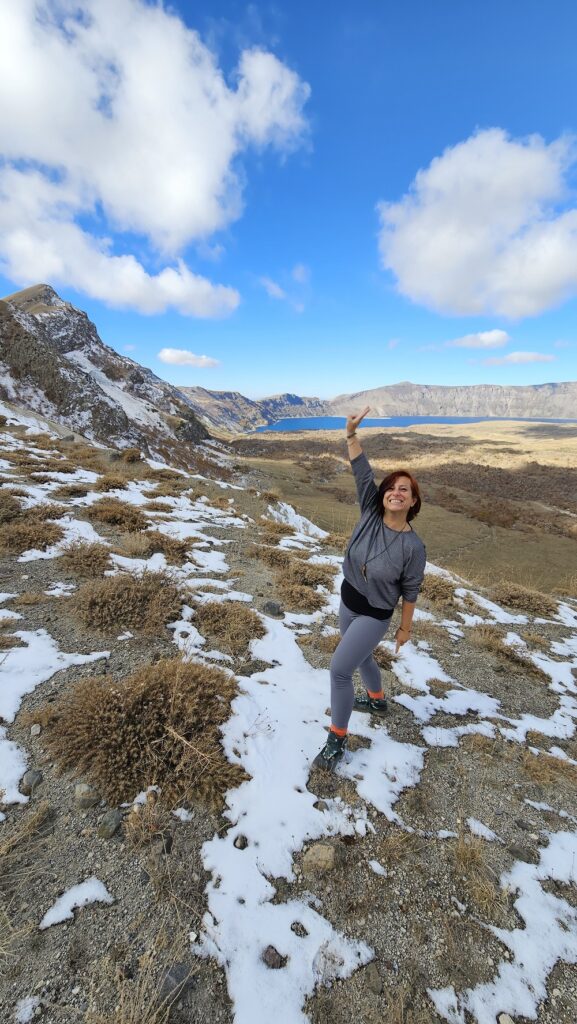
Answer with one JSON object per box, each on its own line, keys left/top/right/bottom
{"left": 341, "top": 578, "right": 393, "bottom": 621}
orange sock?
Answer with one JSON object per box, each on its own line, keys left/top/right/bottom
{"left": 368, "top": 689, "right": 385, "bottom": 700}
{"left": 330, "top": 725, "right": 347, "bottom": 738}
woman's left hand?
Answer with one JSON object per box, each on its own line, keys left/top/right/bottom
{"left": 394, "top": 627, "right": 411, "bottom": 653}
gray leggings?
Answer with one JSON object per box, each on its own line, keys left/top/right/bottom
{"left": 330, "top": 600, "right": 392, "bottom": 730}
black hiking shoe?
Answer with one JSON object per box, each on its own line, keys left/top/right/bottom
{"left": 312, "top": 731, "right": 347, "bottom": 772}
{"left": 353, "top": 693, "right": 388, "bottom": 717}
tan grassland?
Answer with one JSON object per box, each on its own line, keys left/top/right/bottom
{"left": 232, "top": 419, "right": 577, "bottom": 595}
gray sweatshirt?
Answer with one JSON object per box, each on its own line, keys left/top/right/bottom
{"left": 342, "top": 452, "right": 426, "bottom": 609}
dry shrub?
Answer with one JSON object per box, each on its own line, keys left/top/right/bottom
{"left": 420, "top": 574, "right": 456, "bottom": 608}
{"left": 10, "top": 591, "right": 45, "bottom": 607}
{"left": 123, "top": 793, "right": 172, "bottom": 850}
{"left": 94, "top": 474, "right": 129, "bottom": 492}
{"left": 143, "top": 500, "right": 174, "bottom": 514}
{"left": 276, "top": 582, "right": 326, "bottom": 613}
{"left": 461, "top": 733, "right": 500, "bottom": 757}
{"left": 42, "top": 659, "right": 246, "bottom": 808}
{"left": 0, "top": 634, "right": 25, "bottom": 650}
{"left": 317, "top": 633, "right": 341, "bottom": 654}
{"left": 285, "top": 561, "right": 337, "bottom": 588}
{"left": 0, "top": 520, "right": 63, "bottom": 555}
{"left": 377, "top": 828, "right": 419, "bottom": 865}
{"left": 491, "top": 580, "right": 557, "bottom": 618}
{"left": 323, "top": 531, "right": 350, "bottom": 552}
{"left": 414, "top": 619, "right": 447, "bottom": 645}
{"left": 51, "top": 483, "right": 90, "bottom": 500}
{"left": 522, "top": 749, "right": 577, "bottom": 786}
{"left": 471, "top": 625, "right": 549, "bottom": 681}
{"left": 261, "top": 519, "right": 295, "bottom": 538}
{"left": 0, "top": 801, "right": 53, "bottom": 963}
{"left": 374, "top": 645, "right": 394, "bottom": 671}
{"left": 0, "top": 490, "right": 23, "bottom": 524}
{"left": 75, "top": 571, "right": 181, "bottom": 633}
{"left": 467, "top": 874, "right": 506, "bottom": 916}
{"left": 88, "top": 498, "right": 149, "bottom": 532}
{"left": 194, "top": 601, "right": 265, "bottom": 657}
{"left": 144, "top": 467, "right": 184, "bottom": 482}
{"left": 117, "top": 530, "right": 189, "bottom": 565}
{"left": 142, "top": 480, "right": 188, "bottom": 499}
{"left": 121, "top": 447, "right": 143, "bottom": 463}
{"left": 249, "top": 544, "right": 292, "bottom": 570}
{"left": 428, "top": 678, "right": 454, "bottom": 697}
{"left": 61, "top": 541, "right": 111, "bottom": 577}
{"left": 452, "top": 832, "right": 485, "bottom": 874}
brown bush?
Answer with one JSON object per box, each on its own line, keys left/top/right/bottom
{"left": 194, "top": 601, "right": 265, "bottom": 657}
{"left": 121, "top": 448, "right": 143, "bottom": 463}
{"left": 285, "top": 561, "right": 337, "bottom": 589}
{"left": 0, "top": 491, "right": 23, "bottom": 524}
{"left": 248, "top": 544, "right": 292, "bottom": 570}
{"left": 0, "top": 634, "right": 25, "bottom": 650}
{"left": 41, "top": 659, "right": 246, "bottom": 809}
{"left": 0, "top": 520, "right": 64, "bottom": 555}
{"left": 323, "top": 531, "right": 350, "bottom": 552}
{"left": 88, "top": 498, "right": 149, "bottom": 532}
{"left": 491, "top": 581, "right": 557, "bottom": 618}
{"left": 10, "top": 591, "right": 46, "bottom": 607}
{"left": 471, "top": 625, "right": 549, "bottom": 682}
{"left": 420, "top": 574, "right": 456, "bottom": 608}
{"left": 117, "top": 530, "right": 189, "bottom": 565}
{"left": 261, "top": 519, "right": 295, "bottom": 538}
{"left": 94, "top": 474, "right": 129, "bottom": 492}
{"left": 75, "top": 571, "right": 181, "bottom": 633}
{"left": 19, "top": 502, "right": 68, "bottom": 522}
{"left": 317, "top": 633, "right": 341, "bottom": 654}
{"left": 522, "top": 749, "right": 577, "bottom": 786}
{"left": 276, "top": 582, "right": 326, "bottom": 613}
{"left": 51, "top": 483, "right": 90, "bottom": 500}
{"left": 60, "top": 541, "right": 111, "bottom": 577}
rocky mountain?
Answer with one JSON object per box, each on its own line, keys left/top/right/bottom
{"left": 183, "top": 378, "right": 577, "bottom": 432}
{"left": 0, "top": 284, "right": 208, "bottom": 465}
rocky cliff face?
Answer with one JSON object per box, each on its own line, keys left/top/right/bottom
{"left": 182, "top": 379, "right": 577, "bottom": 432}
{"left": 0, "top": 284, "right": 208, "bottom": 462}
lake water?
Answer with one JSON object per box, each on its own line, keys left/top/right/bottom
{"left": 254, "top": 415, "right": 574, "bottom": 432}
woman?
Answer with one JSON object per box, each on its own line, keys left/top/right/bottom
{"left": 312, "top": 406, "right": 426, "bottom": 771}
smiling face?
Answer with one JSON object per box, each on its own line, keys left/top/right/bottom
{"left": 382, "top": 475, "right": 416, "bottom": 517}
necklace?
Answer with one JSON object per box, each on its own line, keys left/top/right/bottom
{"left": 361, "top": 520, "right": 409, "bottom": 582}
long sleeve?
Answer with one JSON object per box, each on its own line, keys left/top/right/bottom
{"left": 350, "top": 452, "right": 378, "bottom": 514}
{"left": 400, "top": 543, "right": 427, "bottom": 601}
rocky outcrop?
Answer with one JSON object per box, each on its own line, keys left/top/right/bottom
{"left": 0, "top": 285, "right": 208, "bottom": 460}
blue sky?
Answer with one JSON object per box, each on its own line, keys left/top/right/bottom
{"left": 1, "top": 0, "right": 576, "bottom": 399}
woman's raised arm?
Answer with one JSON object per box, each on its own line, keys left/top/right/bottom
{"left": 345, "top": 406, "right": 370, "bottom": 461}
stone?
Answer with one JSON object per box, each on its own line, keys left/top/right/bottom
{"left": 233, "top": 834, "right": 248, "bottom": 850}
{"left": 97, "top": 810, "right": 124, "bottom": 839}
{"left": 290, "top": 921, "right": 308, "bottom": 938}
{"left": 159, "top": 963, "right": 195, "bottom": 1002}
{"left": 21, "top": 770, "right": 43, "bottom": 796}
{"left": 497, "top": 1015, "right": 515, "bottom": 1024}
{"left": 514, "top": 819, "right": 532, "bottom": 831}
{"left": 262, "top": 600, "right": 284, "bottom": 618}
{"left": 507, "top": 844, "right": 539, "bottom": 865}
{"left": 74, "top": 783, "right": 100, "bottom": 809}
{"left": 30, "top": 724, "right": 42, "bottom": 737}
{"left": 364, "top": 962, "right": 383, "bottom": 995}
{"left": 302, "top": 842, "right": 338, "bottom": 875}
{"left": 262, "top": 945, "right": 288, "bottom": 969}
{"left": 313, "top": 800, "right": 328, "bottom": 812}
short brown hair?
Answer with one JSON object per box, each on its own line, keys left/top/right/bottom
{"left": 376, "top": 470, "right": 422, "bottom": 522}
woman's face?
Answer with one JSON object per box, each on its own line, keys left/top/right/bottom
{"left": 382, "top": 475, "right": 416, "bottom": 516}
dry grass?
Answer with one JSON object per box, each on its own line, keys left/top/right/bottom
{"left": 323, "top": 531, "right": 350, "bottom": 552}
{"left": 121, "top": 447, "right": 143, "bottom": 463}
{"left": 452, "top": 832, "right": 485, "bottom": 874}
{"left": 0, "top": 802, "right": 53, "bottom": 964}
{"left": 373, "top": 644, "right": 394, "bottom": 671}
{"left": 142, "top": 480, "right": 189, "bottom": 499}
{"left": 260, "top": 519, "right": 295, "bottom": 538}
{"left": 0, "top": 519, "right": 64, "bottom": 555}
{"left": 0, "top": 490, "right": 23, "bottom": 524}
{"left": 123, "top": 793, "right": 173, "bottom": 851}
{"left": 0, "top": 634, "right": 25, "bottom": 649}
{"left": 413, "top": 619, "right": 448, "bottom": 645}
{"left": 420, "top": 574, "right": 456, "bottom": 608}
{"left": 248, "top": 544, "right": 292, "bottom": 570}
{"left": 75, "top": 571, "right": 181, "bottom": 634}
{"left": 51, "top": 483, "right": 91, "bottom": 500}
{"left": 428, "top": 678, "right": 455, "bottom": 697}
{"left": 10, "top": 591, "right": 46, "bottom": 607}
{"left": 61, "top": 541, "right": 112, "bottom": 577}
{"left": 19, "top": 501, "right": 69, "bottom": 522}
{"left": 317, "top": 633, "right": 341, "bottom": 654}
{"left": 88, "top": 498, "right": 149, "bottom": 533}
{"left": 94, "top": 474, "right": 129, "bottom": 492}
{"left": 116, "top": 530, "right": 189, "bottom": 565}
{"left": 276, "top": 581, "right": 326, "bottom": 613}
{"left": 285, "top": 561, "right": 338, "bottom": 589}
{"left": 522, "top": 749, "right": 577, "bottom": 785}
{"left": 42, "top": 659, "right": 246, "bottom": 809}
{"left": 491, "top": 580, "right": 558, "bottom": 618}
{"left": 376, "top": 828, "right": 420, "bottom": 865}
{"left": 471, "top": 625, "right": 549, "bottom": 681}
{"left": 193, "top": 601, "right": 265, "bottom": 657}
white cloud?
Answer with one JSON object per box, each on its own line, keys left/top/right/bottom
{"left": 387, "top": 338, "right": 399, "bottom": 350}
{"left": 158, "top": 348, "right": 220, "bottom": 368}
{"left": 0, "top": 0, "right": 310, "bottom": 316}
{"left": 259, "top": 276, "right": 287, "bottom": 300}
{"left": 377, "top": 128, "right": 577, "bottom": 318}
{"left": 447, "top": 329, "right": 510, "bottom": 349}
{"left": 483, "top": 351, "right": 555, "bottom": 366}
{"left": 292, "top": 263, "right": 310, "bottom": 284}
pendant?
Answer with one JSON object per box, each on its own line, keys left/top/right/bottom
{"left": 361, "top": 563, "right": 367, "bottom": 581}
